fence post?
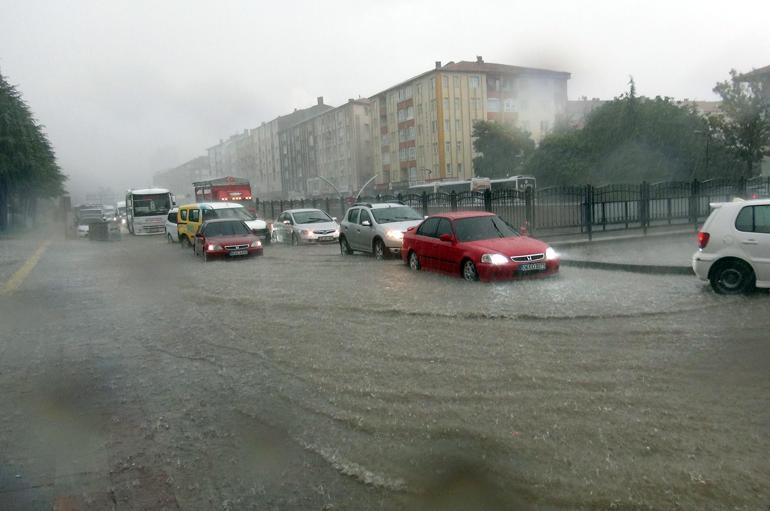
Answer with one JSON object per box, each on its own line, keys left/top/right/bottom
{"left": 421, "top": 191, "right": 429, "bottom": 217}
{"left": 583, "top": 184, "right": 593, "bottom": 241}
{"left": 689, "top": 179, "right": 700, "bottom": 231}
{"left": 524, "top": 187, "right": 534, "bottom": 233}
{"left": 397, "top": 193, "right": 403, "bottom": 204}
{"left": 641, "top": 181, "right": 649, "bottom": 235}
{"left": 483, "top": 189, "right": 492, "bottom": 212}
{"left": 450, "top": 191, "right": 457, "bottom": 212}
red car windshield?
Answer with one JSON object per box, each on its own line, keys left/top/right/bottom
{"left": 202, "top": 221, "right": 251, "bottom": 237}
{"left": 454, "top": 216, "right": 519, "bottom": 242}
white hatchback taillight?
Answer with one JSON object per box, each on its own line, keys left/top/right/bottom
{"left": 697, "top": 231, "right": 710, "bottom": 249}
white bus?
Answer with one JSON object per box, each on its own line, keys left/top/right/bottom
{"left": 125, "top": 188, "right": 174, "bottom": 235}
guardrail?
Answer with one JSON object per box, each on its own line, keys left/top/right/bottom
{"left": 257, "top": 177, "right": 770, "bottom": 240}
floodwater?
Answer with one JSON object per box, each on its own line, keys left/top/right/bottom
{"left": 0, "top": 235, "right": 768, "bottom": 510}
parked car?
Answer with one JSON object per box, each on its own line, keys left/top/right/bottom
{"left": 271, "top": 208, "right": 339, "bottom": 245}
{"left": 165, "top": 207, "right": 179, "bottom": 243}
{"left": 177, "top": 202, "right": 269, "bottom": 247}
{"left": 692, "top": 198, "right": 770, "bottom": 294}
{"left": 192, "top": 219, "right": 263, "bottom": 262}
{"left": 339, "top": 202, "right": 424, "bottom": 259}
{"left": 77, "top": 224, "right": 90, "bottom": 238}
{"left": 402, "top": 211, "right": 560, "bottom": 282}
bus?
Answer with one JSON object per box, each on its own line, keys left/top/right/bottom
{"left": 192, "top": 176, "right": 255, "bottom": 215}
{"left": 125, "top": 188, "right": 174, "bottom": 235}
{"left": 407, "top": 176, "right": 536, "bottom": 195}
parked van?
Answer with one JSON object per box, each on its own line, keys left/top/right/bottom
{"left": 176, "top": 202, "right": 269, "bottom": 247}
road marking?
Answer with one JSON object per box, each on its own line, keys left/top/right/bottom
{"left": 1, "top": 240, "right": 50, "bottom": 295}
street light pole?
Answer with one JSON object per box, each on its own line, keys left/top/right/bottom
{"left": 316, "top": 175, "right": 343, "bottom": 201}
{"left": 354, "top": 174, "right": 379, "bottom": 202}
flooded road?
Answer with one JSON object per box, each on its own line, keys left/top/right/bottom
{"left": 1, "top": 235, "right": 768, "bottom": 510}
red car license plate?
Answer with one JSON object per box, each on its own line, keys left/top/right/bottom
{"left": 229, "top": 249, "right": 248, "bottom": 256}
{"left": 519, "top": 262, "right": 546, "bottom": 272}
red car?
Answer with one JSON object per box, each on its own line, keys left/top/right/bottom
{"left": 193, "top": 219, "right": 263, "bottom": 261}
{"left": 401, "top": 211, "right": 560, "bottom": 281}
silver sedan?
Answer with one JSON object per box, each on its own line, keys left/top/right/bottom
{"left": 271, "top": 208, "right": 340, "bottom": 245}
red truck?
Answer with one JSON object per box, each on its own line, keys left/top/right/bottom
{"left": 192, "top": 176, "right": 256, "bottom": 215}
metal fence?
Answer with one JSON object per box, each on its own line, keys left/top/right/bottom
{"left": 257, "top": 176, "right": 770, "bottom": 240}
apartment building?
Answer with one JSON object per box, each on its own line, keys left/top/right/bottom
{"left": 370, "top": 57, "right": 570, "bottom": 192}
{"left": 206, "top": 98, "right": 333, "bottom": 200}
{"left": 308, "top": 99, "right": 373, "bottom": 197}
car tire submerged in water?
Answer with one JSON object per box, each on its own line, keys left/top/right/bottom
{"left": 340, "top": 237, "right": 353, "bottom": 255}
{"left": 462, "top": 259, "right": 479, "bottom": 281}
{"left": 408, "top": 251, "right": 420, "bottom": 271}
{"left": 373, "top": 238, "right": 389, "bottom": 260}
{"left": 710, "top": 259, "right": 755, "bottom": 295}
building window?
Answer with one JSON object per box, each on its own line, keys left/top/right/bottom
{"left": 445, "top": 142, "right": 451, "bottom": 156}
{"left": 442, "top": 76, "right": 448, "bottom": 88}
{"left": 455, "top": 119, "right": 462, "bottom": 133}
{"left": 456, "top": 141, "right": 462, "bottom": 156}
{"left": 443, "top": 98, "right": 449, "bottom": 111}
{"left": 417, "top": 104, "right": 423, "bottom": 116}
{"left": 431, "top": 120, "right": 437, "bottom": 133}
{"left": 457, "top": 162, "right": 463, "bottom": 175}
{"left": 453, "top": 76, "right": 460, "bottom": 89}
{"left": 468, "top": 75, "right": 480, "bottom": 89}
{"left": 503, "top": 99, "right": 516, "bottom": 113}
{"left": 432, "top": 143, "right": 438, "bottom": 155}
{"left": 444, "top": 120, "right": 450, "bottom": 132}
{"left": 454, "top": 98, "right": 460, "bottom": 112}
{"left": 487, "top": 98, "right": 501, "bottom": 113}
{"left": 446, "top": 163, "right": 452, "bottom": 176}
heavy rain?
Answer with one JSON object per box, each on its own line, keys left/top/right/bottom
{"left": 1, "top": 1, "right": 769, "bottom": 510}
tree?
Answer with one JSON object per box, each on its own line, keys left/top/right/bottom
{"left": 0, "top": 70, "right": 65, "bottom": 230}
{"left": 711, "top": 69, "right": 770, "bottom": 178}
{"left": 525, "top": 79, "right": 741, "bottom": 186}
{"left": 472, "top": 121, "right": 535, "bottom": 179}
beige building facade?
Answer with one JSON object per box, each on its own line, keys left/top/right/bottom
{"left": 370, "top": 57, "right": 570, "bottom": 192}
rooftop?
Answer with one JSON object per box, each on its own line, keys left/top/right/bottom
{"left": 371, "top": 56, "right": 570, "bottom": 97}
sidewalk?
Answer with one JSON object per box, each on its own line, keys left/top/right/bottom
{"left": 544, "top": 227, "right": 697, "bottom": 274}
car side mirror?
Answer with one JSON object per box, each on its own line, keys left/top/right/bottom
{"left": 406, "top": 226, "right": 416, "bottom": 232}
{"left": 195, "top": 233, "right": 203, "bottom": 238}
{"left": 361, "top": 220, "right": 371, "bottom": 227}
{"left": 424, "top": 215, "right": 429, "bottom": 220}
{"left": 282, "top": 220, "right": 291, "bottom": 225}
{"left": 332, "top": 217, "right": 337, "bottom": 222}
{"left": 439, "top": 233, "right": 453, "bottom": 242}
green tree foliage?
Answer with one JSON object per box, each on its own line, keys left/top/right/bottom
{"left": 0, "top": 70, "right": 65, "bottom": 229}
{"left": 526, "top": 79, "right": 740, "bottom": 186}
{"left": 472, "top": 120, "right": 535, "bottom": 179}
{"left": 711, "top": 69, "right": 770, "bottom": 178}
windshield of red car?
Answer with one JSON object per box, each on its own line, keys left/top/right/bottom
{"left": 202, "top": 221, "right": 251, "bottom": 237}
{"left": 454, "top": 216, "right": 519, "bottom": 242}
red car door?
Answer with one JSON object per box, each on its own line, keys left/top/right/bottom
{"left": 413, "top": 217, "right": 440, "bottom": 270}
{"left": 433, "top": 218, "right": 460, "bottom": 273}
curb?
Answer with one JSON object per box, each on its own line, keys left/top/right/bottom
{"left": 561, "top": 259, "right": 694, "bottom": 275}
{"left": 548, "top": 229, "right": 695, "bottom": 248}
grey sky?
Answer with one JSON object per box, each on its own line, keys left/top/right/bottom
{"left": 1, "top": 0, "right": 768, "bottom": 200}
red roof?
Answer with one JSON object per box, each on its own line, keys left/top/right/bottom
{"left": 430, "top": 211, "right": 496, "bottom": 220}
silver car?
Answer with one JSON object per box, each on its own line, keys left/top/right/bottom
{"left": 339, "top": 202, "right": 424, "bottom": 259}
{"left": 271, "top": 208, "right": 340, "bottom": 245}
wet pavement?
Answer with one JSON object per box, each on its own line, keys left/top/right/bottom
{"left": 0, "top": 232, "right": 768, "bottom": 510}
{"left": 553, "top": 232, "right": 697, "bottom": 268}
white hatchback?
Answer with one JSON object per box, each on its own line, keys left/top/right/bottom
{"left": 692, "top": 198, "right": 770, "bottom": 294}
